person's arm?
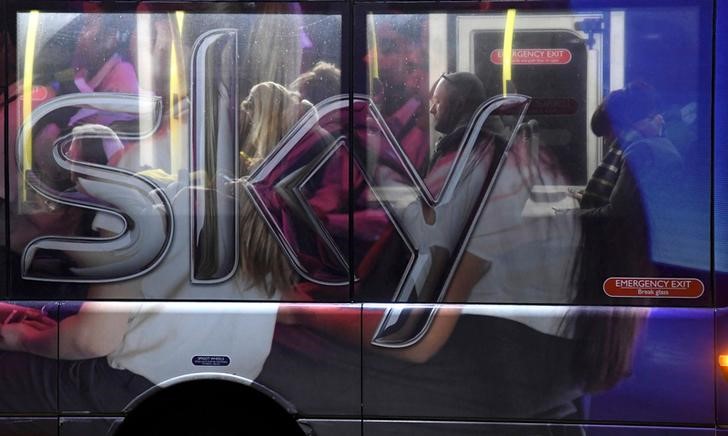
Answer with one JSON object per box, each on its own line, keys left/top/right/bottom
{"left": 0, "top": 303, "right": 47, "bottom": 324}
{"left": 56, "top": 297, "right": 133, "bottom": 360}
{"left": 383, "top": 251, "right": 490, "bottom": 363}
{"left": 0, "top": 315, "right": 58, "bottom": 358}
{"left": 278, "top": 251, "right": 489, "bottom": 364}
{"left": 575, "top": 159, "right": 641, "bottom": 220}
{"left": 0, "top": 283, "right": 134, "bottom": 360}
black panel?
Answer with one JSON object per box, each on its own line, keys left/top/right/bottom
{"left": 364, "top": 421, "right": 714, "bottom": 436}
{"left": 300, "top": 419, "right": 360, "bottom": 436}
{"left": 0, "top": 418, "right": 57, "bottom": 436}
{"left": 60, "top": 417, "right": 122, "bottom": 436}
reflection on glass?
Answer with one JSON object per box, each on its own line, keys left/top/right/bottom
{"left": 7, "top": 10, "right": 342, "bottom": 296}
{"left": 361, "top": 7, "right": 710, "bottom": 309}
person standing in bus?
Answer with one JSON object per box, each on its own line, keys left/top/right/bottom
{"left": 570, "top": 81, "right": 682, "bottom": 303}
{"left": 574, "top": 82, "right": 676, "bottom": 215}
{"left": 565, "top": 82, "right": 679, "bottom": 393}
{"left": 425, "top": 72, "right": 505, "bottom": 192}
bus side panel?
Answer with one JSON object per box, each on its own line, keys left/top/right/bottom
{"left": 586, "top": 308, "right": 714, "bottom": 424}
{"left": 717, "top": 308, "right": 728, "bottom": 426}
{"left": 56, "top": 302, "right": 361, "bottom": 418}
{"left": 363, "top": 421, "right": 715, "bottom": 436}
{"left": 0, "top": 418, "right": 56, "bottom": 436}
{"left": 299, "top": 419, "right": 361, "bottom": 436}
{"left": 57, "top": 301, "right": 280, "bottom": 414}
{"left": 60, "top": 417, "right": 122, "bottom": 436}
{"left": 256, "top": 303, "right": 362, "bottom": 418}
{"left": 0, "top": 301, "right": 58, "bottom": 414}
{"left": 59, "top": 417, "right": 362, "bottom": 435}
{"left": 362, "top": 305, "right": 714, "bottom": 425}
{"left": 583, "top": 429, "right": 713, "bottom": 436}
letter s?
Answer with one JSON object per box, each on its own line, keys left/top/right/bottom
{"left": 16, "top": 93, "right": 173, "bottom": 282}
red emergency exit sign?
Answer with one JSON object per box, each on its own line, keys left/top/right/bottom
{"left": 490, "top": 48, "right": 572, "bottom": 65}
{"left": 603, "top": 277, "right": 705, "bottom": 298}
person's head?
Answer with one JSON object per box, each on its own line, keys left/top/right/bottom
{"left": 597, "top": 81, "right": 665, "bottom": 139}
{"left": 590, "top": 100, "right": 615, "bottom": 141}
{"left": 289, "top": 62, "right": 341, "bottom": 106}
{"left": 429, "top": 72, "right": 486, "bottom": 134}
{"left": 239, "top": 81, "right": 313, "bottom": 170}
{"left": 237, "top": 81, "right": 312, "bottom": 296}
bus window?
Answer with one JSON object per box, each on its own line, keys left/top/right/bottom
{"left": 357, "top": 3, "right": 711, "bottom": 309}
{"left": 6, "top": 6, "right": 345, "bottom": 301}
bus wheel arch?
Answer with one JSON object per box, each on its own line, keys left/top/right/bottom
{"left": 114, "top": 374, "right": 304, "bottom": 436}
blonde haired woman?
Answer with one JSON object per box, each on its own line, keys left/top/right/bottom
{"left": 238, "top": 81, "right": 314, "bottom": 295}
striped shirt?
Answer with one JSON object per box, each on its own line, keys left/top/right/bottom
{"left": 580, "top": 140, "right": 624, "bottom": 209}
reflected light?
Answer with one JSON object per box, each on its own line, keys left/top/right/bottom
{"left": 502, "top": 9, "right": 516, "bottom": 95}
{"left": 175, "top": 10, "right": 185, "bottom": 28}
{"left": 367, "top": 14, "right": 379, "bottom": 94}
{"left": 720, "top": 355, "right": 728, "bottom": 367}
{"left": 22, "top": 10, "right": 40, "bottom": 201}
{"left": 170, "top": 11, "right": 186, "bottom": 175}
{"left": 136, "top": 13, "right": 155, "bottom": 167}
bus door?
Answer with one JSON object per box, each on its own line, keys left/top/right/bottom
{"left": 456, "top": 12, "right": 622, "bottom": 187}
